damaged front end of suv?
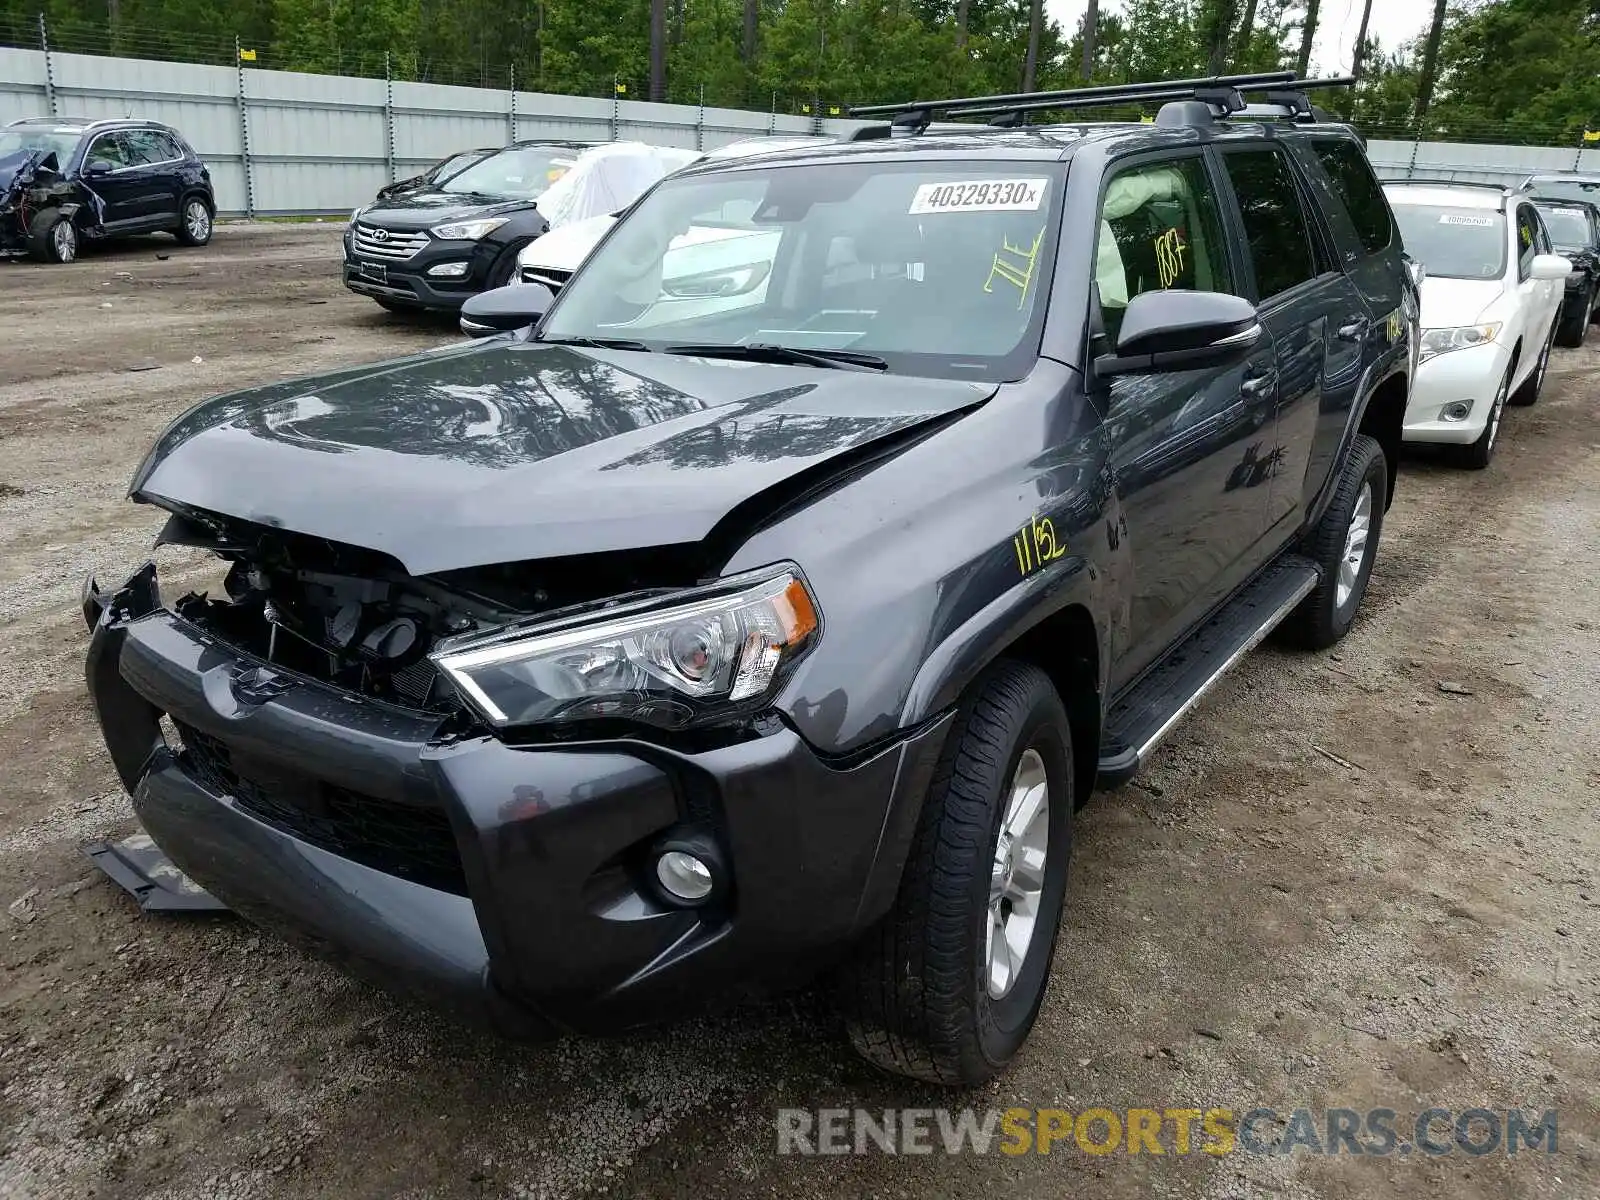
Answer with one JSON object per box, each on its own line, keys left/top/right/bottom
{"left": 81, "top": 326, "right": 987, "bottom": 1036}
{"left": 0, "top": 149, "right": 74, "bottom": 257}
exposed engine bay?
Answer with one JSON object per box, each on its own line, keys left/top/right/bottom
{"left": 158, "top": 506, "right": 690, "bottom": 715}
{"left": 0, "top": 149, "right": 79, "bottom": 255}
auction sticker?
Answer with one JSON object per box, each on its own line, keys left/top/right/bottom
{"left": 1439, "top": 213, "right": 1494, "bottom": 226}
{"left": 909, "top": 178, "right": 1048, "bottom": 214}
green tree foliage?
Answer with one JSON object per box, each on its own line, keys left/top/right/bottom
{"left": 0, "top": 0, "right": 1593, "bottom": 142}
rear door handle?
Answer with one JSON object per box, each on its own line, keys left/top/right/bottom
{"left": 1337, "top": 317, "right": 1369, "bottom": 342}
{"left": 1240, "top": 374, "right": 1276, "bottom": 398}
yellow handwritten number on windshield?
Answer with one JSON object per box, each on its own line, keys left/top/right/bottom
{"left": 985, "top": 227, "right": 1046, "bottom": 310}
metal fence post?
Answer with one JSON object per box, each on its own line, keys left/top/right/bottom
{"left": 696, "top": 84, "right": 705, "bottom": 151}
{"left": 769, "top": 91, "right": 776, "bottom": 135}
{"left": 384, "top": 52, "right": 397, "bottom": 184}
{"left": 509, "top": 63, "right": 517, "bottom": 143}
{"left": 235, "top": 36, "right": 256, "bottom": 217}
{"left": 1406, "top": 130, "right": 1421, "bottom": 179}
{"left": 610, "top": 76, "right": 620, "bottom": 141}
{"left": 38, "top": 13, "right": 58, "bottom": 117}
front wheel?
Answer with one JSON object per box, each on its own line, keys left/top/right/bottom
{"left": 1510, "top": 326, "right": 1553, "bottom": 406}
{"left": 175, "top": 197, "right": 213, "bottom": 247}
{"left": 29, "top": 211, "right": 77, "bottom": 263}
{"left": 1454, "top": 363, "right": 1512, "bottom": 470}
{"left": 838, "top": 661, "right": 1073, "bottom": 1086}
{"left": 1556, "top": 293, "right": 1589, "bottom": 347}
{"left": 1279, "top": 433, "right": 1388, "bottom": 650}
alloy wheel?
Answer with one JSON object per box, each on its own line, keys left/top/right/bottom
{"left": 1335, "top": 482, "right": 1373, "bottom": 611}
{"left": 986, "top": 747, "right": 1050, "bottom": 1000}
{"left": 186, "top": 202, "right": 211, "bottom": 242}
{"left": 1485, "top": 373, "right": 1509, "bottom": 453}
{"left": 53, "top": 222, "right": 76, "bottom": 263}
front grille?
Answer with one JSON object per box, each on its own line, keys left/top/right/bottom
{"left": 520, "top": 265, "right": 572, "bottom": 292}
{"left": 352, "top": 222, "right": 430, "bottom": 261}
{"left": 176, "top": 721, "right": 468, "bottom": 895}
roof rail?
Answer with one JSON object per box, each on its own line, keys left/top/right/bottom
{"left": 846, "top": 72, "right": 1353, "bottom": 133}
{"left": 1382, "top": 178, "right": 1513, "bottom": 193}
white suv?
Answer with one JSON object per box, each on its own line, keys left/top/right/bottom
{"left": 1383, "top": 180, "right": 1569, "bottom": 468}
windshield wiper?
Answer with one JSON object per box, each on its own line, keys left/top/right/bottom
{"left": 663, "top": 342, "right": 887, "bottom": 372}
{"left": 536, "top": 335, "right": 653, "bottom": 352}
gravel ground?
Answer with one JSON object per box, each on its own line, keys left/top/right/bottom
{"left": 1, "top": 223, "right": 1596, "bottom": 1200}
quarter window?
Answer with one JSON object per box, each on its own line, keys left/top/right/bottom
{"left": 1220, "top": 148, "right": 1319, "bottom": 301}
{"left": 1310, "top": 139, "right": 1393, "bottom": 255}
{"left": 1093, "top": 156, "right": 1233, "bottom": 343}
{"left": 1516, "top": 205, "right": 1539, "bottom": 276}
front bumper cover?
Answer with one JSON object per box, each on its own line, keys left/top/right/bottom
{"left": 83, "top": 565, "right": 950, "bottom": 1037}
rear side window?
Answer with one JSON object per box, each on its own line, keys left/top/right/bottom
{"left": 1310, "top": 139, "right": 1393, "bottom": 254}
{"left": 1219, "top": 148, "right": 1318, "bottom": 301}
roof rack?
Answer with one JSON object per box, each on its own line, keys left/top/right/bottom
{"left": 846, "top": 72, "right": 1354, "bottom": 135}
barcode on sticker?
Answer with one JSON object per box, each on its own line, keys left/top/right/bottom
{"left": 1439, "top": 214, "right": 1494, "bottom": 226}
{"left": 909, "top": 179, "right": 1048, "bottom": 215}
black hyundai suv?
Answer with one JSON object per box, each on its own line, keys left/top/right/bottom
{"left": 1, "top": 116, "right": 215, "bottom": 263}
{"left": 83, "top": 72, "right": 1415, "bottom": 1085}
{"left": 342, "top": 139, "right": 594, "bottom": 313}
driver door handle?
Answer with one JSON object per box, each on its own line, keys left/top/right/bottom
{"left": 1337, "top": 317, "right": 1369, "bottom": 342}
{"left": 1240, "top": 373, "right": 1276, "bottom": 398}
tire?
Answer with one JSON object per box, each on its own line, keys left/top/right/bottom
{"left": 486, "top": 246, "right": 522, "bottom": 290}
{"left": 1453, "top": 363, "right": 1512, "bottom": 471}
{"left": 838, "top": 660, "right": 1074, "bottom": 1086}
{"left": 175, "top": 196, "right": 213, "bottom": 247}
{"left": 28, "top": 210, "right": 78, "bottom": 263}
{"left": 1510, "top": 325, "right": 1553, "bottom": 406}
{"left": 1279, "top": 433, "right": 1387, "bottom": 650}
{"left": 1556, "top": 293, "right": 1589, "bottom": 347}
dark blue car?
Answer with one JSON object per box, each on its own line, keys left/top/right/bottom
{"left": 0, "top": 116, "right": 215, "bottom": 263}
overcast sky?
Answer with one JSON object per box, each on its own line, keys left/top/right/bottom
{"left": 1043, "top": 0, "right": 1433, "bottom": 74}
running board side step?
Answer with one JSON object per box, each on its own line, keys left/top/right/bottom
{"left": 1096, "top": 555, "right": 1320, "bottom": 788}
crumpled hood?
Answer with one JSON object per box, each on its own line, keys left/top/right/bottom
{"left": 355, "top": 189, "right": 537, "bottom": 232}
{"left": 132, "top": 342, "right": 994, "bottom": 575}
{"left": 1419, "top": 277, "right": 1505, "bottom": 329}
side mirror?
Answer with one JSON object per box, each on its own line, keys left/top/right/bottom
{"left": 1094, "top": 290, "right": 1263, "bottom": 378}
{"left": 1530, "top": 253, "right": 1573, "bottom": 281}
{"left": 459, "top": 282, "right": 555, "bottom": 338}
{"left": 84, "top": 159, "right": 113, "bottom": 176}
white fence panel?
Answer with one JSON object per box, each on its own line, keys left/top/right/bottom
{"left": 9, "top": 48, "right": 1600, "bottom": 214}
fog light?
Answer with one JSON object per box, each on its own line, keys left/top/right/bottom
{"left": 1441, "top": 401, "right": 1472, "bottom": 422}
{"left": 656, "top": 850, "right": 714, "bottom": 902}
{"left": 427, "top": 261, "right": 470, "bottom": 278}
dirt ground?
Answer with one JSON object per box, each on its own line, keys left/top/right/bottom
{"left": 0, "top": 223, "right": 1596, "bottom": 1200}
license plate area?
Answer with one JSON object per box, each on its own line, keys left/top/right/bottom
{"left": 358, "top": 261, "right": 388, "bottom": 284}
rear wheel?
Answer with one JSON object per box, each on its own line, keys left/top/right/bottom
{"left": 1454, "top": 363, "right": 1511, "bottom": 470}
{"left": 175, "top": 197, "right": 213, "bottom": 247}
{"left": 838, "top": 661, "right": 1073, "bottom": 1086}
{"left": 1279, "top": 433, "right": 1387, "bottom": 650}
{"left": 28, "top": 211, "right": 77, "bottom": 263}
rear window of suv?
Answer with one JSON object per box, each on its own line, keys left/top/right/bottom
{"left": 1311, "top": 139, "right": 1393, "bottom": 255}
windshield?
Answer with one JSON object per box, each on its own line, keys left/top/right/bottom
{"left": 440, "top": 146, "right": 574, "bottom": 201}
{"left": 1391, "top": 204, "right": 1507, "bottom": 280}
{"left": 1524, "top": 176, "right": 1600, "bottom": 204}
{"left": 0, "top": 126, "right": 81, "bottom": 165}
{"left": 428, "top": 151, "right": 486, "bottom": 184}
{"left": 539, "top": 160, "right": 1067, "bottom": 380}
{"left": 1535, "top": 205, "right": 1590, "bottom": 249}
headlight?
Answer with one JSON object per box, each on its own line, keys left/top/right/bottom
{"left": 430, "top": 217, "right": 509, "bottom": 241}
{"left": 431, "top": 566, "right": 820, "bottom": 730}
{"left": 1419, "top": 322, "right": 1501, "bottom": 362}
